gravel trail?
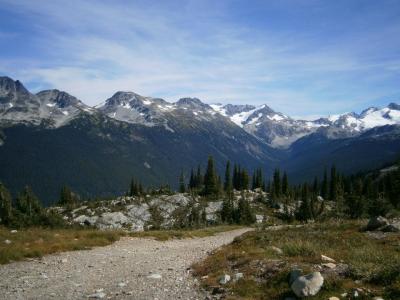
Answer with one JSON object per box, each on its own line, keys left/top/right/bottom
{"left": 0, "top": 228, "right": 252, "bottom": 300}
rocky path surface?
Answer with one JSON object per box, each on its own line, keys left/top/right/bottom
{"left": 0, "top": 228, "right": 252, "bottom": 300}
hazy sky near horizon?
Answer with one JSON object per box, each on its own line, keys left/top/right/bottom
{"left": 0, "top": 0, "right": 399, "bottom": 118}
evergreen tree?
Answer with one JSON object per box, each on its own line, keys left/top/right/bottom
{"left": 252, "top": 172, "right": 257, "bottom": 190}
{"left": 201, "top": 207, "right": 207, "bottom": 226}
{"left": 282, "top": 172, "right": 289, "bottom": 196}
{"left": 15, "top": 186, "right": 43, "bottom": 226}
{"left": 330, "top": 165, "right": 338, "bottom": 201}
{"left": 221, "top": 197, "right": 234, "bottom": 224}
{"left": 59, "top": 186, "right": 76, "bottom": 207}
{"left": 312, "top": 177, "right": 319, "bottom": 195}
{"left": 233, "top": 164, "right": 239, "bottom": 190}
{"left": 273, "top": 168, "right": 281, "bottom": 199}
{"left": 224, "top": 161, "right": 232, "bottom": 192}
{"left": 195, "top": 165, "right": 203, "bottom": 189}
{"left": 296, "top": 183, "right": 312, "bottom": 221}
{"left": 203, "top": 156, "right": 218, "bottom": 196}
{"left": 189, "top": 168, "right": 195, "bottom": 190}
{"left": 236, "top": 192, "right": 255, "bottom": 225}
{"left": 179, "top": 171, "right": 186, "bottom": 193}
{"left": 0, "top": 182, "right": 12, "bottom": 225}
{"left": 241, "top": 169, "right": 249, "bottom": 190}
{"left": 321, "top": 168, "right": 329, "bottom": 199}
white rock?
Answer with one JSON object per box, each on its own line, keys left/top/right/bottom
{"left": 322, "top": 263, "right": 336, "bottom": 269}
{"left": 97, "top": 212, "right": 129, "bottom": 229}
{"left": 271, "top": 246, "right": 283, "bottom": 255}
{"left": 321, "top": 254, "right": 335, "bottom": 262}
{"left": 60, "top": 258, "right": 68, "bottom": 264}
{"left": 4, "top": 239, "right": 11, "bottom": 244}
{"left": 328, "top": 297, "right": 340, "bottom": 300}
{"left": 117, "top": 282, "right": 126, "bottom": 287}
{"left": 291, "top": 272, "right": 324, "bottom": 297}
{"left": 10, "top": 230, "right": 17, "bottom": 233}
{"left": 147, "top": 274, "right": 162, "bottom": 279}
{"left": 87, "top": 291, "right": 106, "bottom": 299}
{"left": 366, "top": 216, "right": 389, "bottom": 231}
{"left": 234, "top": 273, "right": 244, "bottom": 281}
{"left": 219, "top": 274, "right": 231, "bottom": 285}
{"left": 255, "top": 214, "right": 264, "bottom": 223}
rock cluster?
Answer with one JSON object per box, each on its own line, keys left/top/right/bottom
{"left": 366, "top": 216, "right": 400, "bottom": 232}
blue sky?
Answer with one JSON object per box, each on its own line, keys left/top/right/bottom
{"left": 0, "top": 0, "right": 399, "bottom": 118}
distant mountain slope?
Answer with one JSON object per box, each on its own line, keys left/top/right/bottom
{"left": 210, "top": 102, "right": 400, "bottom": 148}
{"left": 281, "top": 125, "right": 400, "bottom": 181}
{"left": 0, "top": 75, "right": 399, "bottom": 203}
{"left": 0, "top": 78, "right": 280, "bottom": 204}
{"left": 0, "top": 76, "right": 94, "bottom": 127}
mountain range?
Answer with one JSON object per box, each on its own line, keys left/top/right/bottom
{"left": 1, "top": 75, "right": 400, "bottom": 204}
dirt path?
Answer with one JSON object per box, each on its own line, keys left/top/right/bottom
{"left": 0, "top": 228, "right": 252, "bottom": 300}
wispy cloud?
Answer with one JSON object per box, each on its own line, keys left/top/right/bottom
{"left": 0, "top": 0, "right": 399, "bottom": 117}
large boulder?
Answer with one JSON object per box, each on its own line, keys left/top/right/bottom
{"left": 97, "top": 212, "right": 129, "bottom": 229}
{"left": 73, "top": 215, "right": 98, "bottom": 226}
{"left": 381, "top": 222, "right": 400, "bottom": 232}
{"left": 366, "top": 216, "right": 389, "bottom": 231}
{"left": 291, "top": 272, "right": 324, "bottom": 297}
{"left": 126, "top": 203, "right": 151, "bottom": 231}
{"left": 205, "top": 201, "right": 223, "bottom": 222}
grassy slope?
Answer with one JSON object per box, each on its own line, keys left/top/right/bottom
{"left": 192, "top": 221, "right": 400, "bottom": 299}
{"left": 0, "top": 225, "right": 243, "bottom": 264}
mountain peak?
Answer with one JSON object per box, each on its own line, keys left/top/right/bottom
{"left": 0, "top": 76, "right": 30, "bottom": 96}
{"left": 388, "top": 102, "right": 400, "bottom": 110}
{"left": 176, "top": 97, "right": 211, "bottom": 110}
{"left": 36, "top": 89, "right": 82, "bottom": 108}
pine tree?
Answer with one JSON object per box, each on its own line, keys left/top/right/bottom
{"left": 59, "top": 186, "right": 75, "bottom": 207}
{"left": 224, "top": 161, "right": 232, "bottom": 192}
{"left": 203, "top": 156, "right": 218, "bottom": 196}
{"left": 241, "top": 169, "right": 249, "bottom": 190}
{"left": 296, "top": 183, "right": 312, "bottom": 221}
{"left": 330, "top": 165, "right": 338, "bottom": 201}
{"left": 195, "top": 165, "right": 203, "bottom": 189}
{"left": 233, "top": 164, "right": 239, "bottom": 190}
{"left": 221, "top": 197, "right": 234, "bottom": 224}
{"left": 16, "top": 186, "right": 41, "bottom": 216}
{"left": 0, "top": 182, "right": 12, "bottom": 225}
{"left": 189, "top": 168, "right": 195, "bottom": 190}
{"left": 179, "top": 171, "right": 186, "bottom": 193}
{"left": 252, "top": 171, "right": 257, "bottom": 190}
{"left": 273, "top": 168, "right": 281, "bottom": 199}
{"left": 321, "top": 168, "right": 329, "bottom": 200}
{"left": 201, "top": 207, "right": 207, "bottom": 226}
{"left": 313, "top": 177, "right": 319, "bottom": 195}
{"left": 236, "top": 192, "right": 255, "bottom": 225}
{"left": 282, "top": 172, "right": 289, "bottom": 196}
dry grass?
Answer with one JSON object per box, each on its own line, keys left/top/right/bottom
{"left": 192, "top": 221, "right": 400, "bottom": 299}
{"left": 0, "top": 225, "right": 243, "bottom": 264}
{"left": 0, "top": 226, "right": 124, "bottom": 264}
{"left": 129, "top": 225, "right": 244, "bottom": 241}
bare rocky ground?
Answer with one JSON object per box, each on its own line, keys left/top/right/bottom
{"left": 0, "top": 228, "right": 252, "bottom": 300}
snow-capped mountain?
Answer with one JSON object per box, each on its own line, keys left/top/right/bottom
{"left": 1, "top": 74, "right": 400, "bottom": 148}
{"left": 1, "top": 75, "right": 400, "bottom": 202}
{"left": 210, "top": 102, "right": 400, "bottom": 148}
{"left": 97, "top": 92, "right": 220, "bottom": 132}
{"left": 210, "top": 103, "right": 329, "bottom": 148}
{"left": 0, "top": 76, "right": 93, "bottom": 127}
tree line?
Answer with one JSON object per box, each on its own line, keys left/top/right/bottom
{"left": 0, "top": 184, "right": 66, "bottom": 228}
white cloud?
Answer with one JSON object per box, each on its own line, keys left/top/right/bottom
{"left": 1, "top": 0, "right": 399, "bottom": 116}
